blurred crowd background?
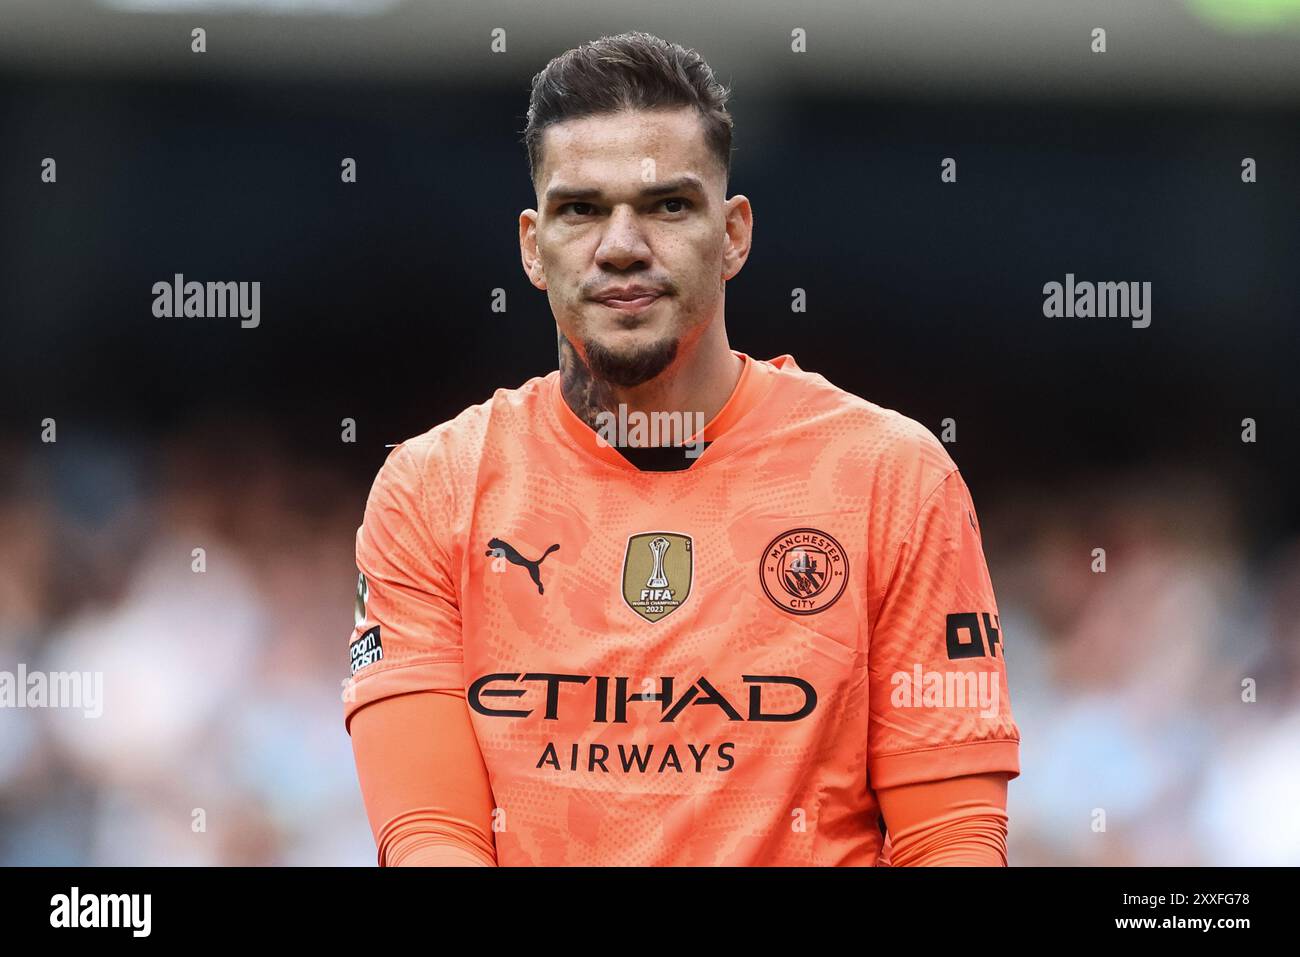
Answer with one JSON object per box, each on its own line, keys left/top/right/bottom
{"left": 1, "top": 0, "right": 1298, "bottom": 865}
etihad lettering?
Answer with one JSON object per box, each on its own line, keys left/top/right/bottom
{"left": 468, "top": 672, "right": 817, "bottom": 723}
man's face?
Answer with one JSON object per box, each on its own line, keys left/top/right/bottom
{"left": 519, "top": 107, "right": 750, "bottom": 387}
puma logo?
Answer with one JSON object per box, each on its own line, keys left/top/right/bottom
{"left": 487, "top": 537, "right": 560, "bottom": 595}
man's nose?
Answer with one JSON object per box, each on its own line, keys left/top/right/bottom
{"left": 595, "top": 205, "right": 652, "bottom": 268}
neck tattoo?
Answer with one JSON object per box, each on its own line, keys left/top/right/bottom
{"left": 558, "top": 332, "right": 617, "bottom": 432}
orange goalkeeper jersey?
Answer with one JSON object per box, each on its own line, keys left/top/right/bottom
{"left": 343, "top": 351, "right": 1020, "bottom": 866}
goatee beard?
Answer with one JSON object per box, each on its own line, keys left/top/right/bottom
{"left": 583, "top": 336, "right": 679, "bottom": 388}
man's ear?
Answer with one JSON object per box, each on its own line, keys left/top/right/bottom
{"left": 720, "top": 194, "right": 753, "bottom": 282}
{"left": 519, "top": 209, "right": 548, "bottom": 291}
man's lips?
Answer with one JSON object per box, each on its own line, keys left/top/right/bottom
{"left": 593, "top": 292, "right": 664, "bottom": 313}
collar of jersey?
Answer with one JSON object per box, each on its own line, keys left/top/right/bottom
{"left": 548, "top": 350, "right": 795, "bottom": 472}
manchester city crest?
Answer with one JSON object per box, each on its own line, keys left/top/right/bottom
{"left": 760, "top": 527, "right": 849, "bottom": 614}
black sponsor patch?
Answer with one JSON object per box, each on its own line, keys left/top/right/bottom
{"left": 349, "top": 625, "right": 383, "bottom": 674}
{"left": 945, "top": 612, "right": 1002, "bottom": 659}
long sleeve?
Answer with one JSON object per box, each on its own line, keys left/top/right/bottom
{"left": 866, "top": 464, "right": 1020, "bottom": 788}
{"left": 343, "top": 439, "right": 497, "bottom": 865}
{"left": 350, "top": 688, "right": 498, "bottom": 867}
{"left": 876, "top": 771, "right": 1010, "bottom": 866}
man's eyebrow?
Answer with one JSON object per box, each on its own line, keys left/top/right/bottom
{"left": 545, "top": 175, "right": 706, "bottom": 205}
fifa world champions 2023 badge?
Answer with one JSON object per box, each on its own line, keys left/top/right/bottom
{"left": 622, "top": 532, "right": 693, "bottom": 623}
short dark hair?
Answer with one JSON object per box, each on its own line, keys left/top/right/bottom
{"left": 522, "top": 32, "right": 733, "bottom": 189}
